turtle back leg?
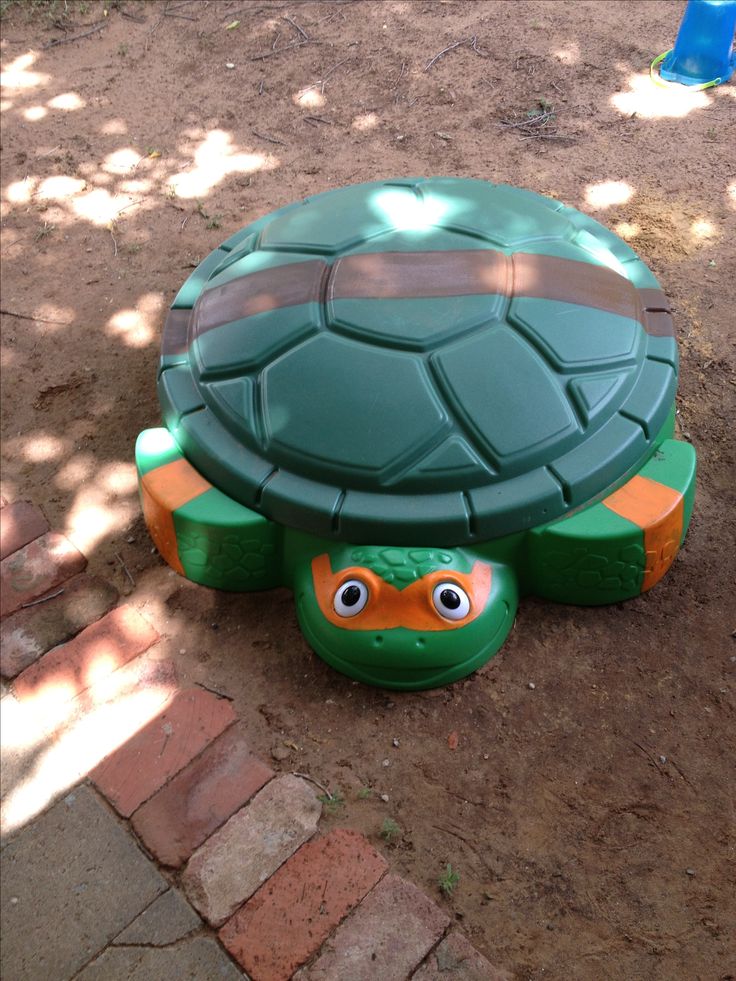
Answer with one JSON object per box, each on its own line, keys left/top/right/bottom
{"left": 526, "top": 438, "right": 696, "bottom": 605}
{"left": 136, "top": 429, "right": 281, "bottom": 591}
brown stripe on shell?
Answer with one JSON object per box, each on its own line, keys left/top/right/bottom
{"left": 191, "top": 259, "right": 327, "bottom": 336}
{"left": 173, "top": 250, "right": 673, "bottom": 350}
{"left": 329, "top": 250, "right": 510, "bottom": 300}
{"left": 512, "top": 253, "right": 640, "bottom": 321}
{"left": 161, "top": 308, "right": 191, "bottom": 356}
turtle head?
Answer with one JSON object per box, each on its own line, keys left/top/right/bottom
{"left": 294, "top": 545, "right": 518, "bottom": 690}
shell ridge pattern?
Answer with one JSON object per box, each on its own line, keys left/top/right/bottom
{"left": 163, "top": 178, "right": 677, "bottom": 544}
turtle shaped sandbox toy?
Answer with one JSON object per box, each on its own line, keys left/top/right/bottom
{"left": 136, "top": 178, "right": 695, "bottom": 690}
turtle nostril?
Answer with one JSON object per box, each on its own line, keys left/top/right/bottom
{"left": 374, "top": 635, "right": 384, "bottom": 647}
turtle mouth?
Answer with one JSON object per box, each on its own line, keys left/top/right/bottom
{"left": 297, "top": 594, "right": 512, "bottom": 691}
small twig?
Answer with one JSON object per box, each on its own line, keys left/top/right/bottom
{"left": 164, "top": 9, "right": 198, "bottom": 20}
{"left": 0, "top": 308, "right": 72, "bottom": 325}
{"left": 114, "top": 551, "right": 135, "bottom": 586}
{"left": 283, "top": 13, "right": 308, "bottom": 41}
{"left": 250, "top": 37, "right": 313, "bottom": 61}
{"left": 304, "top": 115, "right": 332, "bottom": 125}
{"left": 252, "top": 129, "right": 287, "bottom": 145}
{"left": 21, "top": 588, "right": 64, "bottom": 609}
{"left": 180, "top": 214, "right": 190, "bottom": 231}
{"left": 110, "top": 226, "right": 118, "bottom": 257}
{"left": 392, "top": 60, "right": 407, "bottom": 89}
{"left": 37, "top": 145, "right": 61, "bottom": 158}
{"left": 43, "top": 20, "right": 106, "bottom": 49}
{"left": 318, "top": 57, "right": 350, "bottom": 93}
{"left": 120, "top": 6, "right": 147, "bottom": 22}
{"left": 259, "top": 79, "right": 264, "bottom": 95}
{"left": 292, "top": 772, "right": 332, "bottom": 799}
{"left": 424, "top": 35, "right": 485, "bottom": 72}
{"left": 196, "top": 681, "right": 232, "bottom": 700}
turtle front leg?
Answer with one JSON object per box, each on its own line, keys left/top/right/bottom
{"left": 526, "top": 438, "right": 696, "bottom": 606}
{"left": 136, "top": 428, "right": 281, "bottom": 591}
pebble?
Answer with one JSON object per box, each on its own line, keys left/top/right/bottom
{"left": 528, "top": 682, "right": 536, "bottom": 690}
{"left": 392, "top": 737, "right": 400, "bottom": 748}
{"left": 483, "top": 753, "right": 489, "bottom": 760}
{"left": 685, "top": 868, "right": 696, "bottom": 876}
{"left": 225, "top": 62, "right": 235, "bottom": 69}
{"left": 380, "top": 794, "right": 389, "bottom": 802}
{"left": 382, "top": 758, "right": 390, "bottom": 767}
{"left": 659, "top": 755, "right": 667, "bottom": 764}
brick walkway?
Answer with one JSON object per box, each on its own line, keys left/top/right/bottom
{"left": 0, "top": 499, "right": 510, "bottom": 980}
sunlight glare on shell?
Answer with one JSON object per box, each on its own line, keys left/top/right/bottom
{"left": 371, "top": 188, "right": 451, "bottom": 232}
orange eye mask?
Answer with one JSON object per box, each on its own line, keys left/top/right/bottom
{"left": 311, "top": 554, "right": 492, "bottom": 631}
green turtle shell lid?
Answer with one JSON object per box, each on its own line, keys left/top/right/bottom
{"left": 137, "top": 178, "right": 695, "bottom": 690}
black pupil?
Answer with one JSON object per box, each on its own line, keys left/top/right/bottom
{"left": 440, "top": 589, "right": 461, "bottom": 610}
{"left": 342, "top": 585, "right": 362, "bottom": 607}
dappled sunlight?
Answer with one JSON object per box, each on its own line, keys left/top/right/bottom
{"left": 37, "top": 175, "right": 86, "bottom": 201}
{"left": 614, "top": 221, "right": 641, "bottom": 241}
{"left": 106, "top": 292, "right": 165, "bottom": 348}
{"left": 72, "top": 186, "right": 131, "bottom": 226}
{"left": 4, "top": 177, "right": 37, "bottom": 204}
{"left": 102, "top": 147, "right": 141, "bottom": 175}
{"left": 47, "top": 91, "right": 85, "bottom": 111}
{"left": 691, "top": 219, "right": 716, "bottom": 241}
{"left": 169, "top": 129, "right": 274, "bottom": 199}
{"left": 728, "top": 182, "right": 736, "bottom": 211}
{"left": 554, "top": 41, "right": 580, "bottom": 65}
{"left": 101, "top": 118, "right": 128, "bottom": 135}
{"left": 352, "top": 112, "right": 379, "bottom": 132}
{"left": 20, "top": 433, "right": 67, "bottom": 463}
{"left": 0, "top": 51, "right": 50, "bottom": 91}
{"left": 54, "top": 454, "right": 95, "bottom": 492}
{"left": 294, "top": 86, "right": 326, "bottom": 109}
{"left": 65, "top": 461, "right": 142, "bottom": 554}
{"left": 23, "top": 105, "right": 46, "bottom": 121}
{"left": 611, "top": 71, "right": 711, "bottom": 118}
{"left": 585, "top": 180, "right": 634, "bottom": 210}
{"left": 1, "top": 681, "right": 176, "bottom": 835}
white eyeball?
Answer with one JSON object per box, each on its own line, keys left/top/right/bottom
{"left": 432, "top": 582, "right": 471, "bottom": 621}
{"left": 333, "top": 579, "right": 369, "bottom": 617}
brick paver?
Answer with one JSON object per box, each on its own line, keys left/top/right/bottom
{"left": 182, "top": 774, "right": 322, "bottom": 927}
{"left": 411, "top": 931, "right": 512, "bottom": 980}
{"left": 294, "top": 874, "right": 450, "bottom": 981}
{"left": 0, "top": 575, "right": 119, "bottom": 679}
{"left": 0, "top": 532, "right": 87, "bottom": 618}
{"left": 91, "top": 687, "right": 237, "bottom": 817}
{"left": 13, "top": 605, "right": 158, "bottom": 702}
{"left": 131, "top": 723, "right": 273, "bottom": 867}
{"left": 220, "top": 829, "right": 387, "bottom": 981}
{"left": 0, "top": 501, "right": 49, "bottom": 560}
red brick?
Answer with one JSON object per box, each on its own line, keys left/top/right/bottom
{"left": 91, "top": 688, "right": 237, "bottom": 816}
{"left": 0, "top": 575, "right": 119, "bottom": 679}
{"left": 0, "top": 501, "right": 50, "bottom": 560}
{"left": 1, "top": 532, "right": 86, "bottom": 618}
{"left": 131, "top": 724, "right": 273, "bottom": 867}
{"left": 412, "top": 931, "right": 512, "bottom": 981}
{"left": 13, "top": 605, "right": 158, "bottom": 702}
{"left": 219, "top": 829, "right": 387, "bottom": 981}
{"left": 294, "top": 874, "right": 449, "bottom": 981}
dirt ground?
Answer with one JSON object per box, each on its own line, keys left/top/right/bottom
{"left": 1, "top": 1, "right": 735, "bottom": 978}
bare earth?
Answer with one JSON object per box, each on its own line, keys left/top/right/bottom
{"left": 1, "top": 2, "right": 735, "bottom": 979}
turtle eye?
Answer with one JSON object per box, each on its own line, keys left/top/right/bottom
{"left": 432, "top": 582, "right": 471, "bottom": 621}
{"left": 334, "top": 579, "right": 369, "bottom": 617}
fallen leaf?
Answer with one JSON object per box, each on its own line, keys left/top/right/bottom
{"left": 225, "top": 20, "right": 240, "bottom": 30}
{"left": 448, "top": 731, "right": 459, "bottom": 750}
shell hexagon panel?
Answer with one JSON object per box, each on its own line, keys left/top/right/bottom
{"left": 137, "top": 178, "right": 695, "bottom": 690}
